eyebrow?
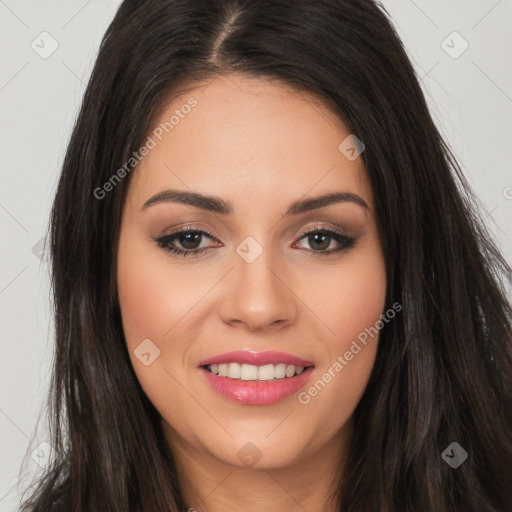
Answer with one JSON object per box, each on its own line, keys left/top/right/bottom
{"left": 141, "top": 188, "right": 369, "bottom": 215}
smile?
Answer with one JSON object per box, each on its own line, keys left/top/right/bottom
{"left": 198, "top": 350, "right": 315, "bottom": 405}
{"left": 205, "top": 362, "right": 307, "bottom": 380}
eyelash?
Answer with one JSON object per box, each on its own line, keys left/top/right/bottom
{"left": 154, "top": 225, "right": 356, "bottom": 258}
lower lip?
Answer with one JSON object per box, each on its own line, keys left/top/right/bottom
{"left": 199, "top": 366, "right": 315, "bottom": 405}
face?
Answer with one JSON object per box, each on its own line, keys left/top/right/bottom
{"left": 117, "top": 74, "right": 387, "bottom": 470}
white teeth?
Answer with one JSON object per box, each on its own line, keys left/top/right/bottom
{"left": 274, "top": 363, "right": 286, "bottom": 378}
{"left": 227, "top": 362, "right": 241, "bottom": 379}
{"left": 207, "top": 363, "right": 307, "bottom": 380}
{"left": 257, "top": 364, "right": 275, "bottom": 381}
{"left": 240, "top": 364, "right": 258, "bottom": 380}
{"left": 285, "top": 365, "right": 296, "bottom": 377}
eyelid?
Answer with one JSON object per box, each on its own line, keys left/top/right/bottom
{"left": 159, "top": 223, "right": 221, "bottom": 240}
{"left": 296, "top": 223, "right": 348, "bottom": 238}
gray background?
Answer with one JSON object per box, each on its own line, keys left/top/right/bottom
{"left": 1, "top": 1, "right": 511, "bottom": 510}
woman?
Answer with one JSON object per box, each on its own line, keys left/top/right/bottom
{"left": 20, "top": 0, "right": 512, "bottom": 511}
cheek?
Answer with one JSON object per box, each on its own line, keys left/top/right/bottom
{"left": 334, "top": 248, "right": 386, "bottom": 371}
{"left": 117, "top": 232, "right": 186, "bottom": 380}
{"left": 117, "top": 272, "right": 168, "bottom": 344}
{"left": 116, "top": 229, "right": 221, "bottom": 412}
{"left": 297, "top": 245, "right": 386, "bottom": 419}
{"left": 117, "top": 240, "right": 196, "bottom": 429}
{"left": 307, "top": 241, "right": 387, "bottom": 350}
{"left": 117, "top": 233, "right": 205, "bottom": 346}
{"left": 332, "top": 261, "right": 386, "bottom": 345}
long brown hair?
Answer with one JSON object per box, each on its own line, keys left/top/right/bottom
{"left": 20, "top": 0, "right": 512, "bottom": 510}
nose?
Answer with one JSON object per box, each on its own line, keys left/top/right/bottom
{"left": 218, "top": 247, "right": 298, "bottom": 332}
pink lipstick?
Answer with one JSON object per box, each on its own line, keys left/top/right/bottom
{"left": 198, "top": 350, "right": 315, "bottom": 405}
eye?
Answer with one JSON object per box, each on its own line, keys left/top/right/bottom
{"left": 293, "top": 226, "right": 356, "bottom": 255}
{"left": 154, "top": 227, "right": 218, "bottom": 258}
{"left": 154, "top": 225, "right": 357, "bottom": 258}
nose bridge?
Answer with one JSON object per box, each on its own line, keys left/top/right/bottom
{"left": 219, "top": 235, "right": 297, "bottom": 330}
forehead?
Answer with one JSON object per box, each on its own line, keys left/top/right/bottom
{"left": 125, "top": 74, "right": 373, "bottom": 213}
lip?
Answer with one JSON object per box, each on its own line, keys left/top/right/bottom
{"left": 197, "top": 350, "right": 314, "bottom": 367}
{"left": 200, "top": 366, "right": 315, "bottom": 405}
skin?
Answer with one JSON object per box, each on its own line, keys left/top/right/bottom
{"left": 117, "top": 74, "right": 387, "bottom": 512}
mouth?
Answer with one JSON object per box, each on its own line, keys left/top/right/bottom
{"left": 202, "top": 362, "right": 313, "bottom": 381}
{"left": 197, "top": 350, "right": 315, "bottom": 405}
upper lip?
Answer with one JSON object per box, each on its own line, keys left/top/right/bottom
{"left": 198, "top": 350, "right": 314, "bottom": 367}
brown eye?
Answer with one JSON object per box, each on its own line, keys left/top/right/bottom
{"left": 155, "top": 229, "right": 218, "bottom": 257}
